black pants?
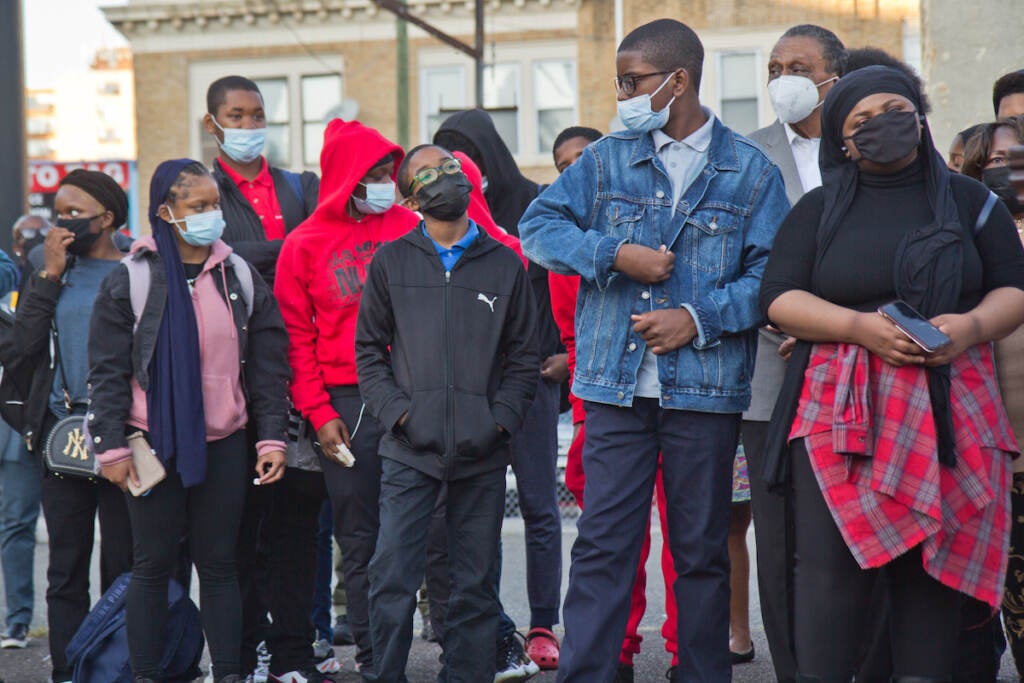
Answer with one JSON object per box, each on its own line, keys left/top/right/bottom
{"left": 741, "top": 419, "right": 797, "bottom": 683}
{"left": 369, "top": 459, "right": 505, "bottom": 683}
{"left": 41, "top": 469, "right": 133, "bottom": 680}
{"left": 320, "top": 386, "right": 384, "bottom": 672}
{"left": 125, "top": 431, "right": 247, "bottom": 678}
{"left": 1003, "top": 472, "right": 1024, "bottom": 678}
{"left": 791, "top": 440, "right": 961, "bottom": 680}
{"left": 265, "top": 467, "right": 326, "bottom": 672}
{"left": 238, "top": 450, "right": 274, "bottom": 672}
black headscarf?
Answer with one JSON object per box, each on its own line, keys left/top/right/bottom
{"left": 818, "top": 65, "right": 962, "bottom": 466}
{"left": 60, "top": 169, "right": 129, "bottom": 228}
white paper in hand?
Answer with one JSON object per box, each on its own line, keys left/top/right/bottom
{"left": 332, "top": 443, "right": 356, "bottom": 468}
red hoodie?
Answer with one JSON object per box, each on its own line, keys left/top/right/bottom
{"left": 455, "top": 151, "right": 528, "bottom": 269}
{"left": 275, "top": 119, "right": 419, "bottom": 430}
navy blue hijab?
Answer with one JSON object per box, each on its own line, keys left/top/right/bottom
{"left": 147, "top": 158, "right": 208, "bottom": 487}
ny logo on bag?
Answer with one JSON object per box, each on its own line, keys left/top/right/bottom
{"left": 63, "top": 428, "right": 90, "bottom": 461}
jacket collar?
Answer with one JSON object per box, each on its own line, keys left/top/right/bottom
{"left": 615, "top": 111, "right": 740, "bottom": 173}
{"left": 403, "top": 219, "right": 500, "bottom": 260}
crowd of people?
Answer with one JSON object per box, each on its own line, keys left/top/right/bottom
{"left": 2, "top": 14, "right": 1024, "bottom": 683}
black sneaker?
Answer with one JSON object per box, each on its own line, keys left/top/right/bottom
{"left": 493, "top": 632, "right": 540, "bottom": 682}
{"left": 613, "top": 663, "right": 635, "bottom": 683}
{"left": 332, "top": 614, "right": 354, "bottom": 646}
{"left": 666, "top": 665, "right": 678, "bottom": 681}
{"left": 0, "top": 623, "right": 28, "bottom": 649}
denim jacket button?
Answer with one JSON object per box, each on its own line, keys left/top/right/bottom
{"left": 617, "top": 391, "right": 625, "bottom": 400}
{"left": 627, "top": 342, "right": 637, "bottom": 351}
{"left": 662, "top": 394, "right": 671, "bottom": 401}
{"left": 655, "top": 190, "right": 665, "bottom": 199}
{"left": 640, "top": 291, "right": 650, "bottom": 300}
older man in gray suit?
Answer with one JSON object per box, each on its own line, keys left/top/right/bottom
{"left": 744, "top": 23, "right": 846, "bottom": 683}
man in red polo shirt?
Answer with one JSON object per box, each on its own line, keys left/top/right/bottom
{"left": 203, "top": 75, "right": 329, "bottom": 681}
{"left": 203, "top": 75, "right": 319, "bottom": 287}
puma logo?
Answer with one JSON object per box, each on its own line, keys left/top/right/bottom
{"left": 477, "top": 293, "right": 497, "bottom": 313}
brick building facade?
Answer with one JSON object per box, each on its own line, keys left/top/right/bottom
{"left": 105, "top": 0, "right": 918, "bottom": 229}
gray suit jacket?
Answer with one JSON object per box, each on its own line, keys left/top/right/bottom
{"left": 744, "top": 119, "right": 804, "bottom": 421}
{"left": 749, "top": 120, "right": 805, "bottom": 207}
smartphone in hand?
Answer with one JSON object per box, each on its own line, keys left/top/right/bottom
{"left": 877, "top": 300, "right": 952, "bottom": 353}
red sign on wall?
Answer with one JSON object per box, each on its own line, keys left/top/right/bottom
{"left": 29, "top": 161, "right": 132, "bottom": 193}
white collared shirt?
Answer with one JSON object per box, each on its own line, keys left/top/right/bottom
{"left": 783, "top": 122, "right": 822, "bottom": 192}
{"left": 634, "top": 109, "right": 717, "bottom": 400}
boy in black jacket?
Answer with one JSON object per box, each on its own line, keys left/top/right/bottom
{"left": 356, "top": 144, "right": 538, "bottom": 682}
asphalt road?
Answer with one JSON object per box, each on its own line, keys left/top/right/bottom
{"left": 0, "top": 517, "right": 1018, "bottom": 682}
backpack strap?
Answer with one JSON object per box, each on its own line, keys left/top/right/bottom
{"left": 226, "top": 253, "right": 255, "bottom": 319}
{"left": 974, "top": 191, "right": 999, "bottom": 237}
{"left": 282, "top": 170, "right": 304, "bottom": 205}
{"left": 122, "top": 254, "right": 151, "bottom": 333}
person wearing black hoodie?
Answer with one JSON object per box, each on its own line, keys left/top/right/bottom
{"left": 434, "top": 110, "right": 565, "bottom": 676}
{"left": 357, "top": 143, "right": 538, "bottom": 683}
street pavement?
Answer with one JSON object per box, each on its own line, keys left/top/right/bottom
{"left": 0, "top": 516, "right": 1018, "bottom": 682}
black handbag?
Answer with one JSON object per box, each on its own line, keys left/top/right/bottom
{"left": 42, "top": 323, "right": 98, "bottom": 479}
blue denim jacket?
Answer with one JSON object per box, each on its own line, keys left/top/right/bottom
{"left": 519, "top": 116, "right": 790, "bottom": 413}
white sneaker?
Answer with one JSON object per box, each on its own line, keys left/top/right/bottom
{"left": 252, "top": 640, "right": 272, "bottom": 683}
{"left": 1, "top": 623, "right": 29, "bottom": 649}
{"left": 312, "top": 638, "right": 343, "bottom": 674}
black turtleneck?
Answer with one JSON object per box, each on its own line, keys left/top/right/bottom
{"left": 761, "top": 157, "right": 1024, "bottom": 315}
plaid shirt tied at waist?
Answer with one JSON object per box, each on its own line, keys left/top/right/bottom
{"left": 790, "top": 342, "right": 1017, "bottom": 608}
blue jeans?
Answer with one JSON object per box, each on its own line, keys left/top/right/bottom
{"left": 369, "top": 458, "right": 505, "bottom": 683}
{"left": 506, "top": 376, "right": 561, "bottom": 629}
{"left": 312, "top": 499, "right": 334, "bottom": 642}
{"left": 0, "top": 419, "right": 41, "bottom": 631}
{"left": 557, "top": 400, "right": 739, "bottom": 683}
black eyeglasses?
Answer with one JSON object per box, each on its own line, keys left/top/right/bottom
{"left": 408, "top": 157, "right": 462, "bottom": 194}
{"left": 613, "top": 70, "right": 677, "bottom": 98}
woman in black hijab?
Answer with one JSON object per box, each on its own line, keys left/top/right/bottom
{"left": 759, "top": 66, "right": 1024, "bottom": 681}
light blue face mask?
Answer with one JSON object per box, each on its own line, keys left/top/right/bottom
{"left": 167, "top": 207, "right": 226, "bottom": 246}
{"left": 353, "top": 180, "right": 396, "bottom": 215}
{"left": 212, "top": 119, "right": 266, "bottom": 164}
{"left": 616, "top": 72, "right": 677, "bottom": 133}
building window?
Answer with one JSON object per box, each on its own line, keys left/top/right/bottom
{"left": 534, "top": 60, "right": 576, "bottom": 155}
{"left": 718, "top": 52, "right": 759, "bottom": 135}
{"left": 302, "top": 74, "right": 342, "bottom": 166}
{"left": 26, "top": 118, "right": 52, "bottom": 136}
{"left": 252, "top": 77, "right": 291, "bottom": 167}
{"left": 27, "top": 139, "right": 54, "bottom": 159}
{"left": 483, "top": 64, "right": 520, "bottom": 155}
{"left": 98, "top": 81, "right": 121, "bottom": 96}
{"left": 422, "top": 66, "right": 468, "bottom": 142}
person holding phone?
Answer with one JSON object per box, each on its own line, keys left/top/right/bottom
{"left": 87, "top": 159, "right": 290, "bottom": 683}
{"left": 759, "top": 66, "right": 1024, "bottom": 682}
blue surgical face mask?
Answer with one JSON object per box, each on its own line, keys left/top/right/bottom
{"left": 166, "top": 207, "right": 226, "bottom": 246}
{"left": 212, "top": 119, "right": 266, "bottom": 164}
{"left": 353, "top": 180, "right": 396, "bottom": 215}
{"left": 616, "top": 72, "right": 677, "bottom": 133}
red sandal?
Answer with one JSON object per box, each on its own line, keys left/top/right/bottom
{"left": 524, "top": 627, "right": 560, "bottom": 670}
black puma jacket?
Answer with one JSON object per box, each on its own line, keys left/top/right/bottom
{"left": 355, "top": 224, "right": 538, "bottom": 481}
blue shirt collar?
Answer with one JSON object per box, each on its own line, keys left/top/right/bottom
{"left": 421, "top": 219, "right": 480, "bottom": 270}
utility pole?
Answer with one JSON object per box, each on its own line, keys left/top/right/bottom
{"left": 374, "top": 0, "right": 485, "bottom": 108}
{"left": 0, "top": 0, "right": 26, "bottom": 253}
{"left": 396, "top": 3, "right": 410, "bottom": 147}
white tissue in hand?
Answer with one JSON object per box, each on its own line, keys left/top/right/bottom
{"left": 332, "top": 443, "right": 356, "bottom": 468}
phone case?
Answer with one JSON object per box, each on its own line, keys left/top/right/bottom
{"left": 127, "top": 431, "right": 167, "bottom": 496}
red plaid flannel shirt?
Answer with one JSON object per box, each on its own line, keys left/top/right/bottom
{"left": 790, "top": 342, "right": 1017, "bottom": 608}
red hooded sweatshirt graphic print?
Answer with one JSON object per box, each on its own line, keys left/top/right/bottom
{"left": 275, "top": 119, "right": 419, "bottom": 431}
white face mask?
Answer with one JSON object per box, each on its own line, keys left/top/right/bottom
{"left": 767, "top": 74, "right": 838, "bottom": 125}
{"left": 616, "top": 73, "right": 677, "bottom": 133}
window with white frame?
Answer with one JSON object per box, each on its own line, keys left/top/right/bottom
{"left": 422, "top": 66, "right": 468, "bottom": 141}
{"left": 718, "top": 52, "right": 759, "bottom": 135}
{"left": 190, "top": 56, "right": 344, "bottom": 171}
{"left": 417, "top": 43, "right": 576, "bottom": 167}
{"left": 483, "top": 64, "right": 520, "bottom": 155}
{"left": 534, "top": 60, "right": 576, "bottom": 155}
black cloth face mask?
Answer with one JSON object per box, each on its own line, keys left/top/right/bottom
{"left": 416, "top": 173, "right": 473, "bottom": 221}
{"left": 982, "top": 165, "right": 1024, "bottom": 216}
{"left": 56, "top": 215, "right": 106, "bottom": 256}
{"left": 844, "top": 109, "right": 921, "bottom": 165}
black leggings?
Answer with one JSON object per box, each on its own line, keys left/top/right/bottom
{"left": 790, "top": 440, "right": 961, "bottom": 680}
{"left": 125, "top": 431, "right": 248, "bottom": 678}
